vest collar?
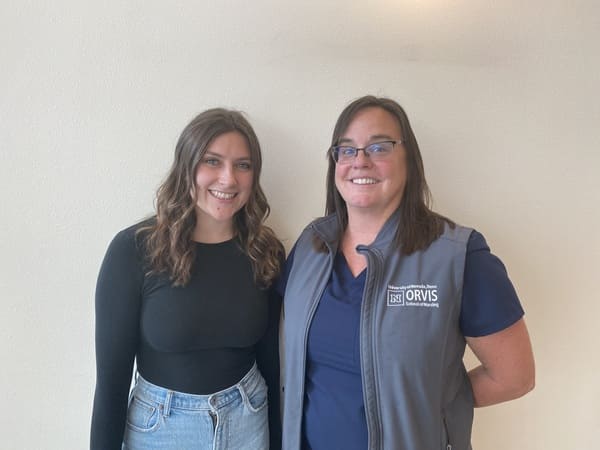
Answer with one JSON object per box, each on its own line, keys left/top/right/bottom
{"left": 310, "top": 207, "right": 402, "bottom": 251}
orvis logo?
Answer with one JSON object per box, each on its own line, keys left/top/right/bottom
{"left": 387, "top": 284, "right": 439, "bottom": 308}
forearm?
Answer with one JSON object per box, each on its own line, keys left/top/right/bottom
{"left": 91, "top": 318, "right": 138, "bottom": 449}
{"left": 466, "top": 318, "right": 535, "bottom": 408}
{"left": 90, "top": 377, "right": 132, "bottom": 450}
{"left": 468, "top": 363, "right": 534, "bottom": 407}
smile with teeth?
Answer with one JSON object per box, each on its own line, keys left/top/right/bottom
{"left": 351, "top": 177, "right": 378, "bottom": 185}
{"left": 209, "top": 189, "right": 236, "bottom": 200}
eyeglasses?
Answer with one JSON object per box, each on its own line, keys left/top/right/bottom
{"left": 329, "top": 140, "right": 404, "bottom": 164}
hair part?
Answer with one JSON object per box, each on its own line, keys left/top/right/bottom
{"left": 137, "top": 108, "right": 283, "bottom": 287}
{"left": 323, "top": 95, "right": 454, "bottom": 253}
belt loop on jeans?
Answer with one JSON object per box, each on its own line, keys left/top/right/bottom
{"left": 163, "top": 390, "right": 173, "bottom": 417}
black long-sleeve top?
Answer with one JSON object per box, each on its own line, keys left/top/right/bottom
{"left": 90, "top": 224, "right": 281, "bottom": 450}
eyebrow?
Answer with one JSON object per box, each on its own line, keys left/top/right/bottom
{"left": 204, "top": 151, "right": 252, "bottom": 162}
{"left": 337, "top": 134, "right": 396, "bottom": 145}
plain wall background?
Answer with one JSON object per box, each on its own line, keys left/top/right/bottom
{"left": 2, "top": 1, "right": 599, "bottom": 448}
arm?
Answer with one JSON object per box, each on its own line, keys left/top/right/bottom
{"left": 255, "top": 287, "right": 283, "bottom": 450}
{"left": 90, "top": 229, "right": 143, "bottom": 450}
{"left": 461, "top": 231, "right": 535, "bottom": 407}
{"left": 466, "top": 318, "right": 535, "bottom": 407}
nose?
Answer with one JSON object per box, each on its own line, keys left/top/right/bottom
{"left": 352, "top": 149, "right": 372, "bottom": 167}
{"left": 219, "top": 164, "right": 237, "bottom": 185}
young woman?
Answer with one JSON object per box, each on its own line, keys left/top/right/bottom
{"left": 91, "top": 108, "right": 284, "bottom": 450}
{"left": 279, "top": 96, "right": 535, "bottom": 449}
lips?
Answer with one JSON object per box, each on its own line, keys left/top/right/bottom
{"left": 209, "top": 189, "right": 236, "bottom": 200}
{"left": 351, "top": 177, "right": 378, "bottom": 185}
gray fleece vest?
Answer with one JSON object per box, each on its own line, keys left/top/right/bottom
{"left": 281, "top": 211, "right": 474, "bottom": 450}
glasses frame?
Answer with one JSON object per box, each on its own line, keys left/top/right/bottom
{"left": 329, "top": 140, "right": 405, "bottom": 164}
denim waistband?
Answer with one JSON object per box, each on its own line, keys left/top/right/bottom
{"left": 133, "top": 362, "right": 261, "bottom": 414}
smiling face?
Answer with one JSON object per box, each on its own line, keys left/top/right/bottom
{"left": 192, "top": 131, "right": 254, "bottom": 238}
{"left": 334, "top": 107, "right": 407, "bottom": 221}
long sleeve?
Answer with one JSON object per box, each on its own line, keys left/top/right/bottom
{"left": 255, "top": 287, "right": 282, "bottom": 450}
{"left": 90, "top": 228, "right": 144, "bottom": 450}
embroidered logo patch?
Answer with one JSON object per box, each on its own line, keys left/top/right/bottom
{"left": 387, "top": 284, "right": 439, "bottom": 308}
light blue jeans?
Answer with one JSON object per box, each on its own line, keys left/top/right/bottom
{"left": 122, "top": 363, "right": 269, "bottom": 450}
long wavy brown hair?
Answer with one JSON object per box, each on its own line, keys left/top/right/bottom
{"left": 137, "top": 108, "right": 283, "bottom": 287}
{"left": 324, "top": 95, "right": 454, "bottom": 254}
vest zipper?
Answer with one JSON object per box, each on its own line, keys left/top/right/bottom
{"left": 357, "top": 246, "right": 384, "bottom": 450}
{"left": 443, "top": 416, "right": 452, "bottom": 450}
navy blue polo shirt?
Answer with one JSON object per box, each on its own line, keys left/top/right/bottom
{"left": 279, "top": 230, "right": 524, "bottom": 450}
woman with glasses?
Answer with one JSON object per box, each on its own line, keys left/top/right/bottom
{"left": 279, "top": 96, "right": 535, "bottom": 449}
{"left": 91, "top": 108, "right": 284, "bottom": 450}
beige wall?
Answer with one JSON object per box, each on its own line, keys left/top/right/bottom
{"left": 2, "top": 1, "right": 598, "bottom": 448}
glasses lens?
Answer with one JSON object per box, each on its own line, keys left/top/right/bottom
{"left": 365, "top": 141, "right": 394, "bottom": 159}
{"left": 335, "top": 146, "right": 356, "bottom": 163}
{"left": 332, "top": 141, "right": 398, "bottom": 164}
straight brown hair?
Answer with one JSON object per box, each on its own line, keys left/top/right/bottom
{"left": 324, "top": 95, "right": 453, "bottom": 253}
